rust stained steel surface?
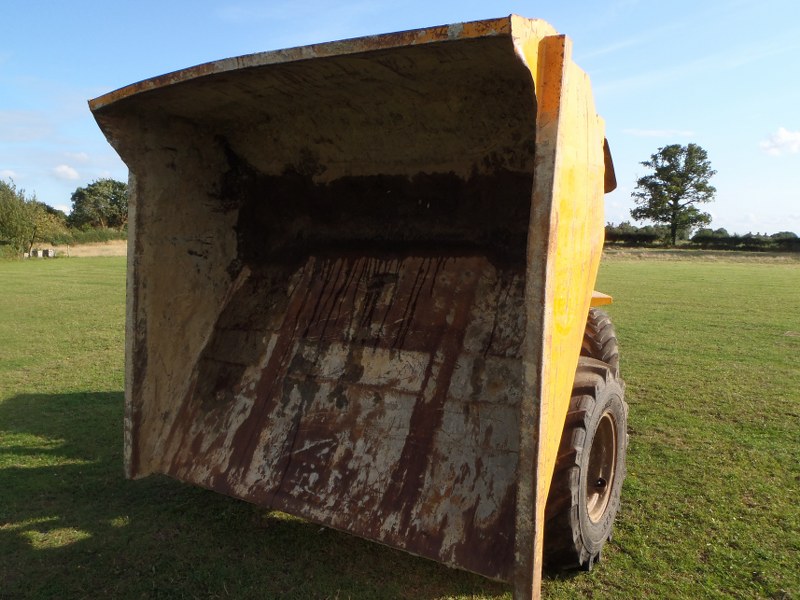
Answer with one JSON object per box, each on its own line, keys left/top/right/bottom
{"left": 151, "top": 162, "right": 535, "bottom": 580}
{"left": 167, "top": 253, "right": 525, "bottom": 579}
{"left": 90, "top": 14, "right": 609, "bottom": 600}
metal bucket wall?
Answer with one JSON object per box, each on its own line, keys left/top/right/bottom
{"left": 91, "top": 16, "right": 608, "bottom": 599}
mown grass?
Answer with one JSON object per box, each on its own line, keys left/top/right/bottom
{"left": 583, "top": 254, "right": 800, "bottom": 599}
{"left": 1, "top": 253, "right": 798, "bottom": 599}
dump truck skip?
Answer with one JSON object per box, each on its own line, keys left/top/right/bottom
{"left": 90, "top": 15, "right": 628, "bottom": 600}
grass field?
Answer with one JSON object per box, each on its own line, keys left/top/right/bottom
{"left": 1, "top": 254, "right": 798, "bottom": 599}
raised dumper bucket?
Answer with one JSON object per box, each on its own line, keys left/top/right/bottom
{"left": 91, "top": 15, "right": 615, "bottom": 600}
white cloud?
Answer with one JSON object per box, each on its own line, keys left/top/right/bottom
{"left": 760, "top": 127, "right": 800, "bottom": 156}
{"left": 623, "top": 129, "right": 695, "bottom": 138}
{"left": 0, "top": 169, "right": 17, "bottom": 179}
{"left": 53, "top": 164, "right": 79, "bottom": 180}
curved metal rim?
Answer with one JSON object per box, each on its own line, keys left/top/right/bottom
{"left": 586, "top": 410, "right": 617, "bottom": 523}
{"left": 89, "top": 17, "right": 519, "bottom": 112}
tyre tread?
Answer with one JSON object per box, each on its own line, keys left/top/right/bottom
{"left": 543, "top": 355, "right": 628, "bottom": 571}
{"left": 580, "top": 308, "right": 620, "bottom": 373}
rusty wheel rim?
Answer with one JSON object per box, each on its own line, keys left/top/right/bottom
{"left": 586, "top": 411, "right": 617, "bottom": 523}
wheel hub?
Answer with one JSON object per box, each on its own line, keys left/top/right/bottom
{"left": 586, "top": 411, "right": 617, "bottom": 523}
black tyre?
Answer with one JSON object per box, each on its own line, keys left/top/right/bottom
{"left": 580, "top": 308, "right": 619, "bottom": 373}
{"left": 544, "top": 357, "right": 628, "bottom": 571}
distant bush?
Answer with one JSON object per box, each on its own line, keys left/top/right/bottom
{"left": 0, "top": 241, "right": 19, "bottom": 260}
{"left": 606, "top": 230, "right": 661, "bottom": 245}
{"left": 690, "top": 229, "right": 799, "bottom": 252}
{"left": 605, "top": 223, "right": 799, "bottom": 252}
{"left": 605, "top": 222, "right": 671, "bottom": 246}
{"left": 51, "top": 227, "right": 128, "bottom": 246}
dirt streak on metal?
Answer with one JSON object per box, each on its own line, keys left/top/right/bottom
{"left": 162, "top": 251, "right": 526, "bottom": 580}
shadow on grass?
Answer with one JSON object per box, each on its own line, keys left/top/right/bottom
{"left": 0, "top": 392, "right": 510, "bottom": 599}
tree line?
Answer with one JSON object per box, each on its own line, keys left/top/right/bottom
{"left": 606, "top": 222, "right": 800, "bottom": 251}
{"left": 0, "top": 178, "right": 128, "bottom": 257}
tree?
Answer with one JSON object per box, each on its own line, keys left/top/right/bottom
{"left": 0, "top": 179, "right": 36, "bottom": 255}
{"left": 0, "top": 179, "right": 67, "bottom": 255}
{"left": 0, "top": 179, "right": 30, "bottom": 254}
{"left": 631, "top": 143, "right": 716, "bottom": 245}
{"left": 27, "top": 203, "right": 68, "bottom": 251}
{"left": 68, "top": 178, "right": 128, "bottom": 230}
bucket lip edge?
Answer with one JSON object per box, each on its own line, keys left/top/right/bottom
{"left": 88, "top": 15, "right": 547, "bottom": 112}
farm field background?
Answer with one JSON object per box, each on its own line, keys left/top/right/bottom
{"left": 1, "top": 253, "right": 798, "bottom": 599}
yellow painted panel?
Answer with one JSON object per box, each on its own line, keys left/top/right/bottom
{"left": 511, "top": 22, "right": 607, "bottom": 600}
{"left": 537, "top": 47, "right": 606, "bottom": 524}
{"left": 538, "top": 47, "right": 606, "bottom": 599}
{"left": 591, "top": 291, "right": 613, "bottom": 306}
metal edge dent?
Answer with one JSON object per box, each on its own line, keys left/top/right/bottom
{"left": 88, "top": 16, "right": 516, "bottom": 113}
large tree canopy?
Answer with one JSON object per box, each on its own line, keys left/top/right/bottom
{"left": 631, "top": 143, "right": 716, "bottom": 245}
{"left": 68, "top": 178, "right": 129, "bottom": 230}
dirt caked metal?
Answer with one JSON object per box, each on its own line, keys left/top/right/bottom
{"left": 90, "top": 15, "right": 614, "bottom": 599}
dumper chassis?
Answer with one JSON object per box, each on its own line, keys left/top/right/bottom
{"left": 91, "top": 15, "right": 628, "bottom": 600}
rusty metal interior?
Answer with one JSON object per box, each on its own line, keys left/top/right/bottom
{"left": 90, "top": 22, "right": 575, "bottom": 588}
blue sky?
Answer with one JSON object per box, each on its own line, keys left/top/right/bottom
{"left": 2, "top": 0, "right": 799, "bottom": 234}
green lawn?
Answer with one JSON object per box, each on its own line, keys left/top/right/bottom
{"left": 1, "top": 254, "right": 798, "bottom": 599}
